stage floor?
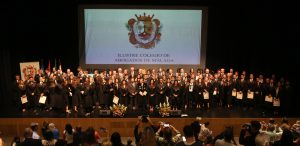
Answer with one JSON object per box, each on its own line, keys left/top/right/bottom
{"left": 0, "top": 106, "right": 280, "bottom": 118}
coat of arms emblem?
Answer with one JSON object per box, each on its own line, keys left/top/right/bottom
{"left": 127, "top": 13, "right": 161, "bottom": 49}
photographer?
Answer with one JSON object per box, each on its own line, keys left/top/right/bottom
{"left": 134, "top": 115, "right": 155, "bottom": 145}
{"left": 239, "top": 120, "right": 261, "bottom": 146}
{"left": 155, "top": 123, "right": 181, "bottom": 146}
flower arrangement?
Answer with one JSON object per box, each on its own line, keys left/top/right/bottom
{"left": 110, "top": 104, "right": 127, "bottom": 117}
{"left": 157, "top": 102, "right": 171, "bottom": 117}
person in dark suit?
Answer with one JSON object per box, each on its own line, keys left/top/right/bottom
{"left": 17, "top": 128, "right": 42, "bottom": 146}
{"left": 128, "top": 77, "right": 137, "bottom": 110}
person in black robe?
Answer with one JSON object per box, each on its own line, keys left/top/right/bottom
{"left": 195, "top": 78, "right": 203, "bottom": 109}
{"left": 236, "top": 75, "right": 247, "bottom": 109}
{"left": 282, "top": 80, "right": 293, "bottom": 116}
{"left": 36, "top": 76, "right": 47, "bottom": 111}
{"left": 95, "top": 77, "right": 104, "bottom": 108}
{"left": 83, "top": 78, "right": 96, "bottom": 116}
{"left": 273, "top": 81, "right": 284, "bottom": 116}
{"left": 230, "top": 75, "right": 238, "bottom": 108}
{"left": 186, "top": 78, "right": 196, "bottom": 109}
{"left": 12, "top": 74, "right": 21, "bottom": 108}
{"left": 211, "top": 77, "right": 220, "bottom": 108}
{"left": 119, "top": 80, "right": 128, "bottom": 105}
{"left": 18, "top": 80, "right": 27, "bottom": 112}
{"left": 156, "top": 78, "right": 166, "bottom": 105}
{"left": 137, "top": 78, "right": 147, "bottom": 112}
{"left": 147, "top": 79, "right": 157, "bottom": 112}
{"left": 171, "top": 80, "right": 181, "bottom": 110}
{"left": 202, "top": 78, "right": 212, "bottom": 109}
{"left": 52, "top": 84, "right": 69, "bottom": 114}
{"left": 245, "top": 74, "right": 255, "bottom": 109}
{"left": 103, "top": 78, "right": 114, "bottom": 109}
{"left": 253, "top": 78, "right": 263, "bottom": 112}
{"left": 165, "top": 78, "right": 172, "bottom": 104}
{"left": 71, "top": 78, "right": 81, "bottom": 112}
{"left": 26, "top": 79, "right": 37, "bottom": 111}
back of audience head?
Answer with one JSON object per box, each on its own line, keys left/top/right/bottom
{"left": 24, "top": 128, "right": 33, "bottom": 138}
{"left": 110, "top": 132, "right": 122, "bottom": 146}
{"left": 251, "top": 120, "right": 261, "bottom": 133}
{"left": 223, "top": 127, "right": 234, "bottom": 142}
{"left": 65, "top": 123, "right": 73, "bottom": 135}
{"left": 139, "top": 126, "right": 156, "bottom": 146}
{"left": 280, "top": 129, "right": 294, "bottom": 145}
{"left": 183, "top": 125, "right": 194, "bottom": 138}
{"left": 255, "top": 133, "right": 269, "bottom": 146}
{"left": 163, "top": 127, "right": 173, "bottom": 142}
{"left": 84, "top": 127, "right": 96, "bottom": 144}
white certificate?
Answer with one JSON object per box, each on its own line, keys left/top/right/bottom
{"left": 237, "top": 92, "right": 243, "bottom": 100}
{"left": 203, "top": 92, "right": 209, "bottom": 99}
{"left": 213, "top": 91, "right": 217, "bottom": 95}
{"left": 265, "top": 96, "right": 273, "bottom": 102}
{"left": 21, "top": 95, "right": 28, "bottom": 104}
{"left": 39, "top": 96, "right": 47, "bottom": 104}
{"left": 232, "top": 90, "right": 237, "bottom": 97}
{"left": 247, "top": 92, "right": 254, "bottom": 99}
{"left": 113, "top": 95, "right": 119, "bottom": 104}
{"left": 273, "top": 99, "right": 280, "bottom": 106}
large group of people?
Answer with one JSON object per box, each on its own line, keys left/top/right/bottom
{"left": 1, "top": 117, "right": 300, "bottom": 146}
{"left": 12, "top": 66, "right": 293, "bottom": 116}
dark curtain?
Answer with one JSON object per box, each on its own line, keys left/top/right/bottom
{"left": 0, "top": 49, "right": 13, "bottom": 113}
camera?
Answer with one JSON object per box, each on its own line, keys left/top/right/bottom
{"left": 163, "top": 123, "right": 170, "bottom": 127}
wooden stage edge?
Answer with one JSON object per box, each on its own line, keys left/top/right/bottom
{"left": 0, "top": 118, "right": 299, "bottom": 137}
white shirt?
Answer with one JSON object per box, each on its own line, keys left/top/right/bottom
{"left": 32, "top": 131, "right": 40, "bottom": 139}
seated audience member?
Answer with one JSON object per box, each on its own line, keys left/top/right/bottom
{"left": 291, "top": 121, "right": 300, "bottom": 145}
{"left": 41, "top": 131, "right": 57, "bottom": 146}
{"left": 279, "top": 118, "right": 290, "bottom": 131}
{"left": 155, "top": 123, "right": 181, "bottom": 146}
{"left": 215, "top": 127, "right": 237, "bottom": 146}
{"left": 239, "top": 120, "right": 261, "bottom": 146}
{"left": 176, "top": 125, "right": 203, "bottom": 146}
{"left": 273, "top": 129, "right": 294, "bottom": 146}
{"left": 83, "top": 127, "right": 99, "bottom": 146}
{"left": 73, "top": 126, "right": 84, "bottom": 146}
{"left": 63, "top": 123, "right": 74, "bottom": 146}
{"left": 255, "top": 133, "right": 270, "bottom": 146}
{"left": 17, "top": 128, "right": 42, "bottom": 146}
{"left": 41, "top": 121, "right": 49, "bottom": 138}
{"left": 30, "top": 122, "right": 40, "bottom": 139}
{"left": 49, "top": 123, "right": 60, "bottom": 140}
{"left": 138, "top": 127, "right": 157, "bottom": 146}
{"left": 110, "top": 132, "right": 124, "bottom": 146}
